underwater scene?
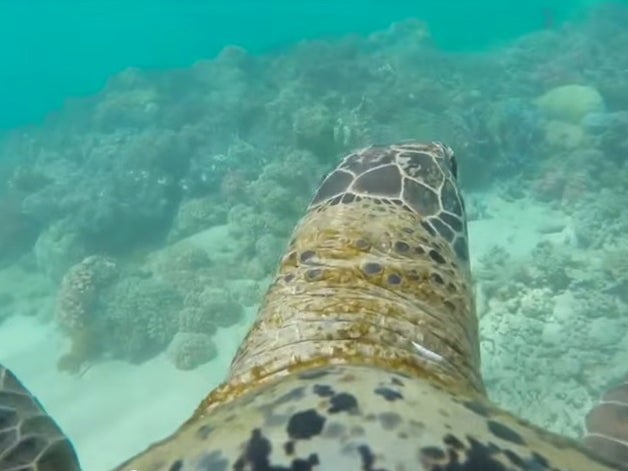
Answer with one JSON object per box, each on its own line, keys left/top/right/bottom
{"left": 1, "top": 1, "right": 628, "bottom": 470}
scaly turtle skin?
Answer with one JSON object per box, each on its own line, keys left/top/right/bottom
{"left": 0, "top": 365, "right": 80, "bottom": 470}
{"left": 1, "top": 141, "right": 626, "bottom": 470}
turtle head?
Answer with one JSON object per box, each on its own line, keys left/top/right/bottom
{"left": 395, "top": 140, "right": 458, "bottom": 179}
{"left": 436, "top": 141, "right": 458, "bottom": 179}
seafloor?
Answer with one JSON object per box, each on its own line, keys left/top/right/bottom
{"left": 1, "top": 4, "right": 627, "bottom": 470}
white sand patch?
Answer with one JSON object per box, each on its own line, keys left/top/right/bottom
{"left": 468, "top": 193, "right": 571, "bottom": 261}
{"left": 0, "top": 221, "right": 256, "bottom": 469}
{"left": 0, "top": 307, "right": 254, "bottom": 470}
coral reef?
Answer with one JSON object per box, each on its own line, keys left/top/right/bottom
{"left": 54, "top": 254, "right": 184, "bottom": 368}
{"left": 54, "top": 255, "right": 118, "bottom": 373}
{"left": 184, "top": 286, "right": 244, "bottom": 329}
{"left": 535, "top": 84, "right": 605, "bottom": 123}
{"left": 0, "top": 1, "right": 627, "bottom": 436}
{"left": 292, "top": 103, "right": 336, "bottom": 157}
{"left": 166, "top": 332, "right": 217, "bottom": 371}
{"left": 168, "top": 196, "right": 227, "bottom": 243}
{"left": 101, "top": 277, "right": 182, "bottom": 363}
{"left": 55, "top": 256, "right": 118, "bottom": 333}
{"left": 0, "top": 192, "right": 40, "bottom": 267}
{"left": 34, "top": 220, "right": 89, "bottom": 282}
{"left": 476, "top": 225, "right": 628, "bottom": 438}
{"left": 178, "top": 306, "right": 217, "bottom": 336}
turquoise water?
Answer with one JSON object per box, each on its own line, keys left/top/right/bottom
{"left": 0, "top": 0, "right": 596, "bottom": 130}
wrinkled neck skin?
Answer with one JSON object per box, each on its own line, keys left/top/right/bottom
{"left": 196, "top": 202, "right": 483, "bottom": 416}
{"left": 115, "top": 198, "right": 621, "bottom": 471}
{"left": 114, "top": 202, "right": 484, "bottom": 470}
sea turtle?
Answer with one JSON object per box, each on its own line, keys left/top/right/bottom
{"left": 1, "top": 141, "right": 626, "bottom": 471}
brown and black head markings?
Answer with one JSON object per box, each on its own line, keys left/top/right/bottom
{"left": 310, "top": 141, "right": 469, "bottom": 262}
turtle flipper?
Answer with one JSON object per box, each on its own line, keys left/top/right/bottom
{"left": 0, "top": 364, "right": 81, "bottom": 471}
{"left": 584, "top": 374, "right": 628, "bottom": 470}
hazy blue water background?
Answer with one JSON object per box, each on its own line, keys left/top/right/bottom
{"left": 0, "top": 0, "right": 597, "bottom": 130}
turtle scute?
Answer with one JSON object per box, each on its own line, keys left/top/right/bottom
{"left": 0, "top": 365, "right": 81, "bottom": 471}
{"left": 584, "top": 375, "right": 628, "bottom": 470}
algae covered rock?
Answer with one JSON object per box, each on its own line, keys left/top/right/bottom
{"left": 535, "top": 84, "right": 605, "bottom": 123}
{"left": 543, "top": 120, "right": 586, "bottom": 149}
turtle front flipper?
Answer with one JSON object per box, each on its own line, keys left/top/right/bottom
{"left": 0, "top": 364, "right": 81, "bottom": 471}
{"left": 584, "top": 374, "right": 628, "bottom": 470}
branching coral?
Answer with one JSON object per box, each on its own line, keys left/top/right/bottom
{"left": 55, "top": 256, "right": 118, "bottom": 332}
{"left": 221, "top": 148, "right": 322, "bottom": 279}
{"left": 573, "top": 189, "right": 628, "bottom": 248}
{"left": 178, "top": 306, "right": 217, "bottom": 336}
{"left": 184, "top": 286, "right": 244, "bottom": 329}
{"left": 166, "top": 332, "right": 217, "bottom": 371}
{"left": 168, "top": 196, "right": 227, "bottom": 242}
{"left": 525, "top": 241, "right": 577, "bottom": 292}
{"left": 102, "top": 277, "right": 182, "bottom": 363}
{"left": 54, "top": 255, "right": 118, "bottom": 373}
{"left": 475, "top": 245, "right": 520, "bottom": 302}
